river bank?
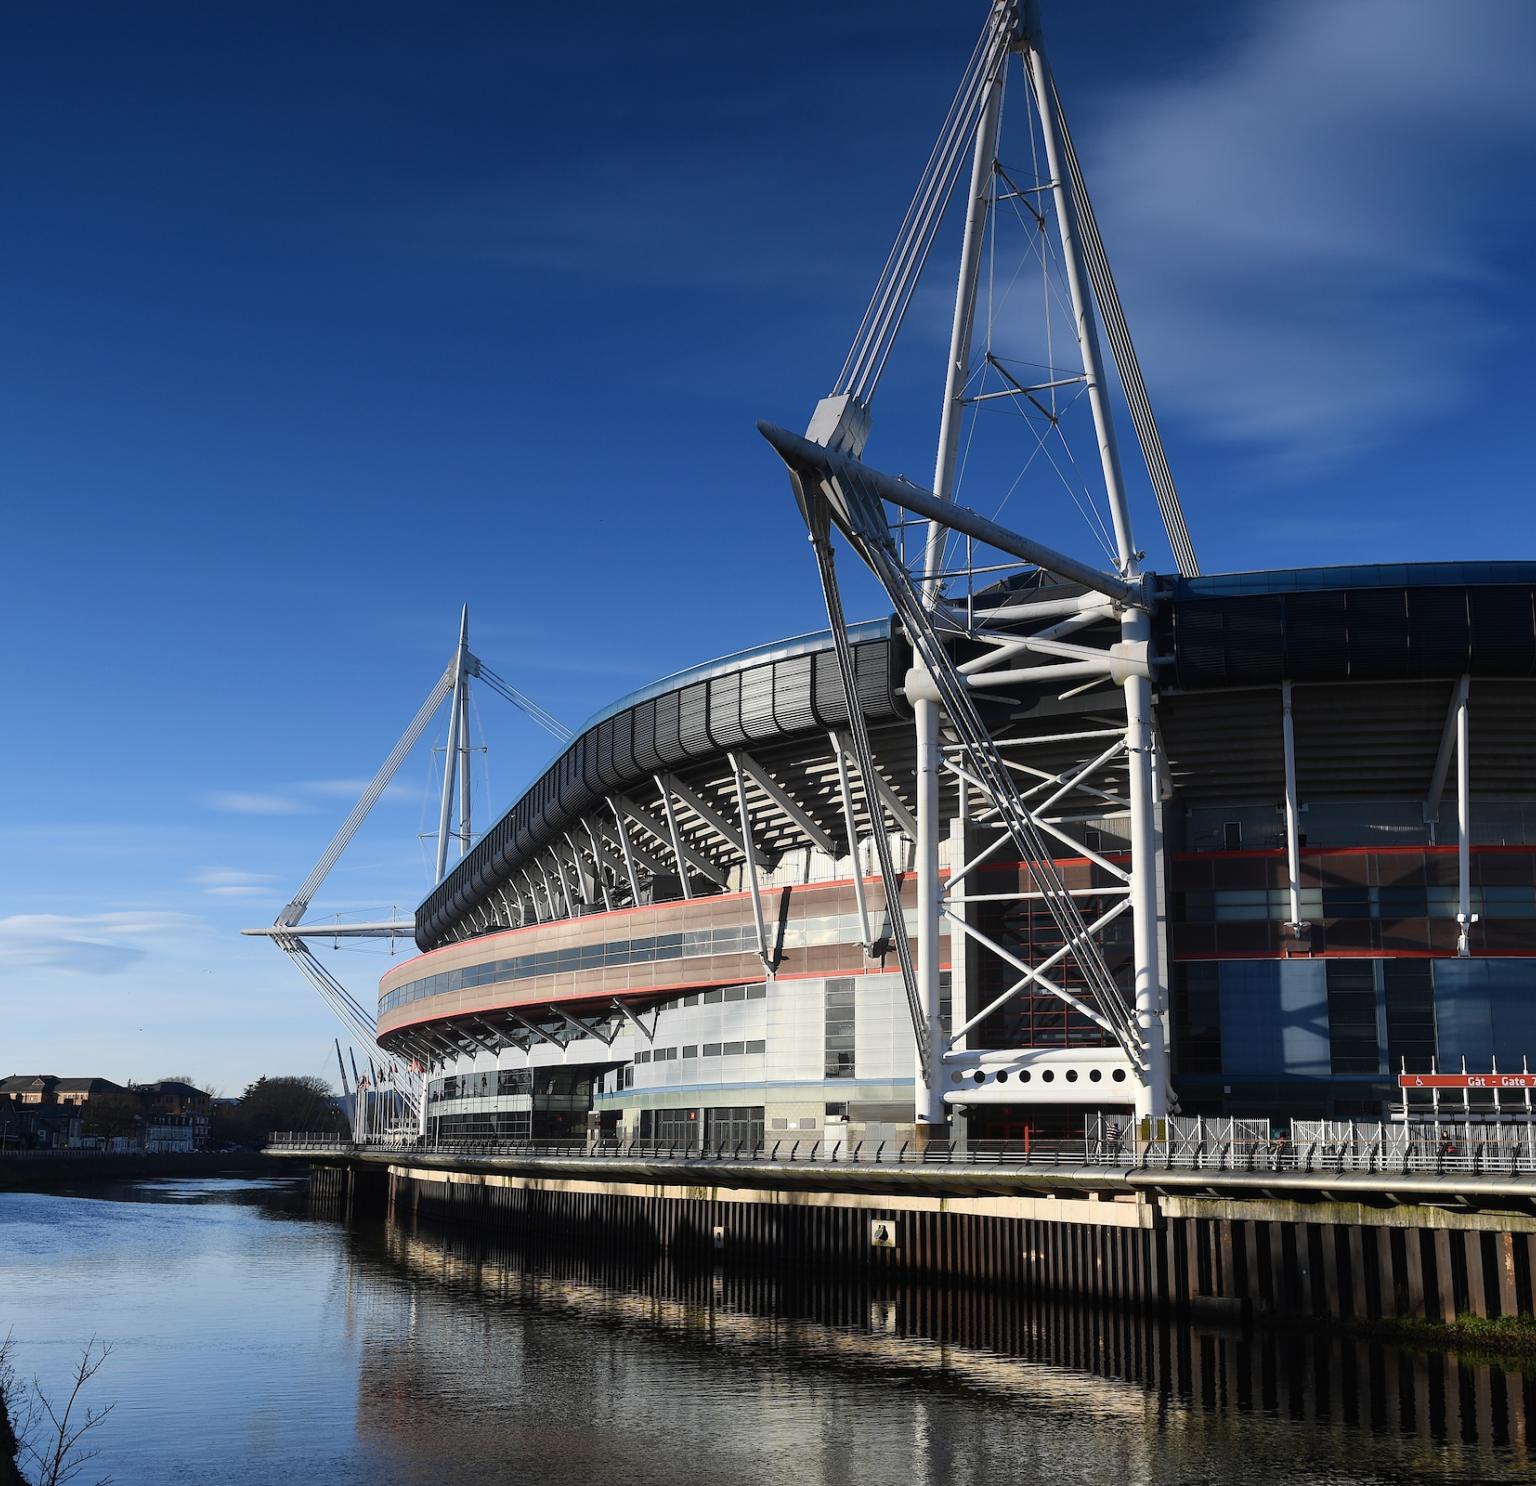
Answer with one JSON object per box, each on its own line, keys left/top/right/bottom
{"left": 0, "top": 1151, "right": 282, "bottom": 1190}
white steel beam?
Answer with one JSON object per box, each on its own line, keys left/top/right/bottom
{"left": 727, "top": 752, "right": 773, "bottom": 970}
{"left": 654, "top": 777, "right": 695, "bottom": 900}
{"left": 615, "top": 796, "right": 728, "bottom": 888}
{"left": 735, "top": 752, "right": 839, "bottom": 856}
{"left": 1457, "top": 678, "right": 1475, "bottom": 957}
{"left": 603, "top": 799, "right": 645, "bottom": 902}
{"left": 834, "top": 737, "right": 918, "bottom": 841}
{"left": 1281, "top": 680, "right": 1304, "bottom": 929}
{"left": 829, "top": 733, "right": 873, "bottom": 950}
{"left": 553, "top": 1008, "right": 615, "bottom": 1047}
{"left": 658, "top": 773, "right": 770, "bottom": 870}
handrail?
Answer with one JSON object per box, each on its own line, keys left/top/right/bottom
{"left": 260, "top": 1130, "right": 1536, "bottom": 1176}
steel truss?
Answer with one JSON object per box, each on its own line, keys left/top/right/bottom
{"left": 763, "top": 0, "right": 1188, "bottom": 1124}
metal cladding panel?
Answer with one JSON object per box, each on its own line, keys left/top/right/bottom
{"left": 773, "top": 653, "right": 816, "bottom": 733}
{"left": 811, "top": 648, "right": 852, "bottom": 724}
{"left": 1407, "top": 587, "right": 1470, "bottom": 676}
{"left": 678, "top": 682, "right": 711, "bottom": 752}
{"left": 857, "top": 641, "right": 898, "bottom": 711}
{"left": 1470, "top": 588, "right": 1536, "bottom": 674}
{"left": 1161, "top": 604, "right": 1227, "bottom": 688}
{"left": 631, "top": 700, "right": 661, "bottom": 774}
{"left": 654, "top": 689, "right": 686, "bottom": 766}
{"left": 739, "top": 663, "right": 778, "bottom": 740}
{"left": 415, "top": 630, "right": 908, "bottom": 948}
{"left": 609, "top": 709, "right": 636, "bottom": 783}
{"left": 1281, "top": 590, "right": 1350, "bottom": 682}
{"left": 580, "top": 730, "right": 607, "bottom": 797}
{"left": 593, "top": 717, "right": 623, "bottom": 791}
{"left": 1345, "top": 588, "right": 1411, "bottom": 678}
{"left": 1163, "top": 579, "right": 1536, "bottom": 692}
{"left": 708, "top": 671, "right": 747, "bottom": 748}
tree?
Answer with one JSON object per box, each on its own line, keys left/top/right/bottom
{"left": 1, "top": 1332, "right": 114, "bottom": 1486}
{"left": 211, "top": 1076, "right": 345, "bottom": 1148}
{"left": 80, "top": 1093, "right": 140, "bottom": 1145}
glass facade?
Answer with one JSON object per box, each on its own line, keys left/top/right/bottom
{"left": 824, "top": 978, "right": 855, "bottom": 1079}
{"left": 381, "top": 911, "right": 913, "bottom": 1016}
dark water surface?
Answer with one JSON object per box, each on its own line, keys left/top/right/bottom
{"left": 1, "top": 1176, "right": 1532, "bottom": 1484}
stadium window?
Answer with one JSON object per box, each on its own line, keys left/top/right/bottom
{"left": 1384, "top": 961, "right": 1437, "bottom": 1072}
{"left": 1326, "top": 961, "right": 1381, "bottom": 1075}
{"left": 1222, "top": 822, "right": 1242, "bottom": 852}
{"left": 825, "top": 978, "right": 856, "bottom": 1080}
{"left": 682, "top": 1045, "right": 698, "bottom": 1059}
{"left": 702, "top": 1043, "right": 722, "bottom": 1057}
{"left": 1172, "top": 963, "right": 1222, "bottom": 1075}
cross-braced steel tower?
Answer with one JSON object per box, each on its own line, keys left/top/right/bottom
{"left": 763, "top": 0, "right": 1199, "bottom": 1127}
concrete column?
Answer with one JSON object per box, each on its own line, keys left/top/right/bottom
{"left": 1294, "top": 1224, "right": 1316, "bottom": 1317}
{"left": 1320, "top": 1225, "right": 1343, "bottom": 1319}
{"left": 1433, "top": 1230, "right": 1458, "bottom": 1323}
{"left": 1463, "top": 1231, "right": 1489, "bottom": 1319}
{"left": 1376, "top": 1227, "right": 1399, "bottom": 1319}
{"left": 1346, "top": 1224, "right": 1368, "bottom": 1321}
{"left": 1186, "top": 1220, "right": 1203, "bottom": 1301}
{"left": 1403, "top": 1228, "right": 1426, "bottom": 1319}
{"left": 1218, "top": 1220, "right": 1236, "bottom": 1301}
{"left": 1241, "top": 1220, "right": 1261, "bottom": 1305}
{"left": 1497, "top": 1232, "right": 1519, "bottom": 1319}
{"left": 1268, "top": 1223, "right": 1289, "bottom": 1313}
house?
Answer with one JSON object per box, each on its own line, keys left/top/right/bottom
{"left": 138, "top": 1081, "right": 212, "bottom": 1148}
{"left": 53, "top": 1077, "right": 130, "bottom": 1108}
{"left": 0, "top": 1074, "right": 60, "bottom": 1105}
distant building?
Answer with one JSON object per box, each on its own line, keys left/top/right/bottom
{"left": 1, "top": 1074, "right": 214, "bottom": 1151}
{"left": 54, "top": 1077, "right": 130, "bottom": 1108}
{"left": 138, "top": 1081, "right": 212, "bottom": 1148}
{"left": 0, "top": 1074, "right": 62, "bottom": 1105}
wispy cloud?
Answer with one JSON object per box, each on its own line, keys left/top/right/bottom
{"left": 202, "top": 779, "right": 419, "bottom": 817}
{"left": 1085, "top": 0, "right": 1536, "bottom": 462}
{"left": 0, "top": 911, "right": 209, "bottom": 975}
{"left": 189, "top": 867, "right": 277, "bottom": 900}
{"left": 202, "top": 790, "right": 308, "bottom": 816}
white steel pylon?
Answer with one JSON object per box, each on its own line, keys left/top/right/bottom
{"left": 241, "top": 607, "right": 572, "bottom": 1126}
{"left": 764, "top": 0, "right": 1186, "bottom": 1126}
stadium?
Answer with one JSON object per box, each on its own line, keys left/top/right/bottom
{"left": 251, "top": 3, "right": 1536, "bottom": 1151}
{"left": 375, "top": 561, "right": 1536, "bottom": 1148}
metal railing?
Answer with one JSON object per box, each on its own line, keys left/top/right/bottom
{"left": 266, "top": 1128, "right": 1536, "bottom": 1178}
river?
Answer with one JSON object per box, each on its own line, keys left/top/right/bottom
{"left": 0, "top": 1175, "right": 1530, "bottom": 1484}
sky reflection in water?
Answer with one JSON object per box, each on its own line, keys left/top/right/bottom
{"left": 0, "top": 1178, "right": 1530, "bottom": 1485}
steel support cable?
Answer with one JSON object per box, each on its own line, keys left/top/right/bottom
{"left": 818, "top": 464, "right": 1142, "bottom": 1062}
{"left": 1048, "top": 76, "right": 1200, "bottom": 577}
{"left": 278, "top": 950, "right": 423, "bottom": 1116}
{"left": 471, "top": 659, "right": 575, "bottom": 742}
{"left": 277, "top": 937, "right": 379, "bottom": 1037}
{"left": 839, "top": 10, "right": 1016, "bottom": 401}
{"left": 278, "top": 662, "right": 457, "bottom": 927}
{"left": 835, "top": 10, "right": 999, "bottom": 395}
{"left": 802, "top": 493, "right": 929, "bottom": 1064}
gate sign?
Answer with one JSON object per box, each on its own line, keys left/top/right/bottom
{"left": 870, "top": 1220, "right": 898, "bottom": 1249}
{"left": 1398, "top": 1073, "right": 1536, "bottom": 1090}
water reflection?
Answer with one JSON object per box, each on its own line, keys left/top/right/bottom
{"left": 2, "top": 1179, "right": 1532, "bottom": 1486}
{"left": 362, "top": 1207, "right": 1536, "bottom": 1483}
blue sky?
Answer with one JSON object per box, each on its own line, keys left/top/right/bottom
{"left": 4, "top": 0, "right": 1535, "bottom": 1094}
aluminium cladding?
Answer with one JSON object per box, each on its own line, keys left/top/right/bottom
{"left": 417, "top": 562, "right": 1536, "bottom": 952}
{"left": 415, "top": 620, "right": 908, "bottom": 949}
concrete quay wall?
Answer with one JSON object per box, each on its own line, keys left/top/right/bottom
{"left": 309, "top": 1152, "right": 1536, "bottom": 1332}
